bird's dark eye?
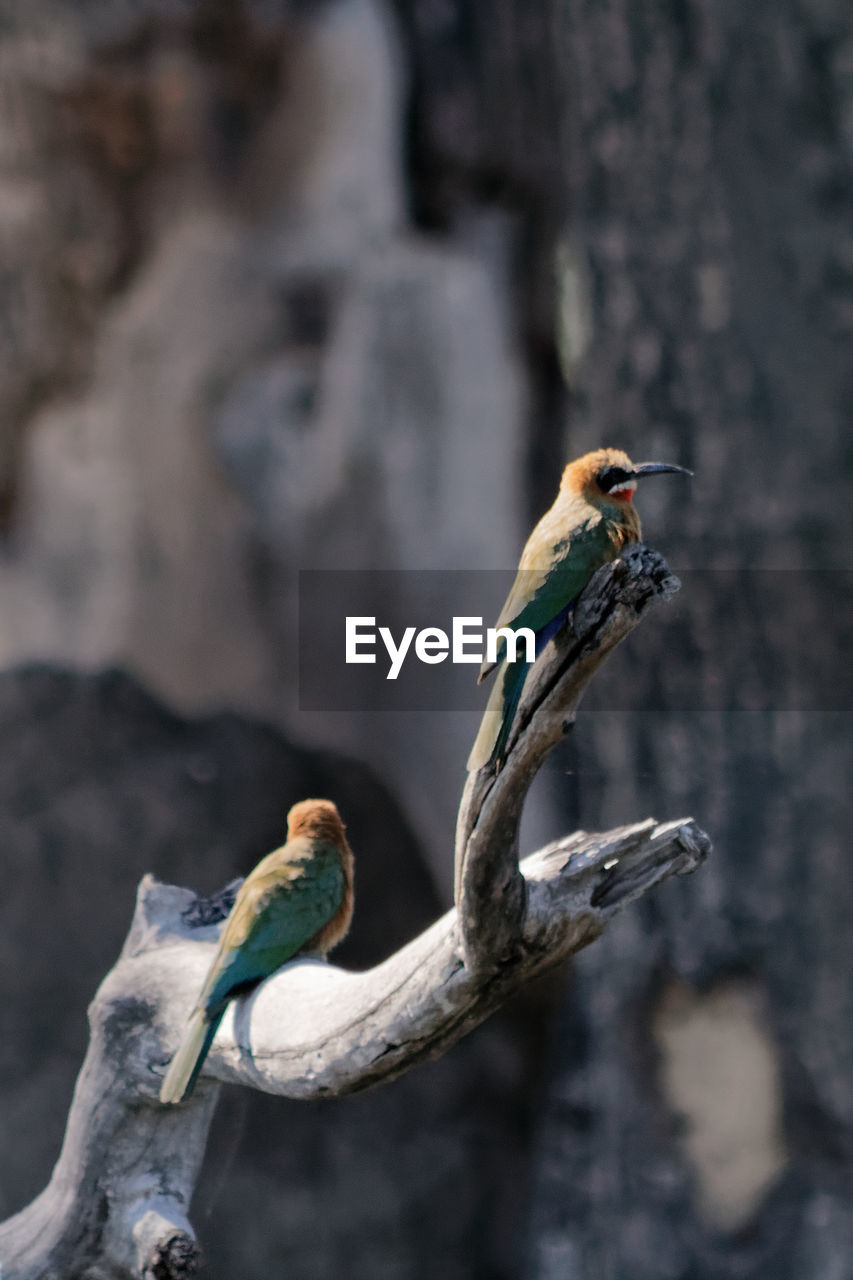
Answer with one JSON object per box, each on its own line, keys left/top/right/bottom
{"left": 597, "top": 465, "right": 633, "bottom": 492}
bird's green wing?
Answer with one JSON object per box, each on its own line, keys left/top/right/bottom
{"left": 198, "top": 839, "right": 346, "bottom": 1014}
{"left": 481, "top": 517, "right": 617, "bottom": 678}
{"left": 468, "top": 518, "right": 617, "bottom": 769}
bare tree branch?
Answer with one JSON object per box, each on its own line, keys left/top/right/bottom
{"left": 454, "top": 543, "right": 680, "bottom": 972}
{"left": 0, "top": 545, "right": 709, "bottom": 1279}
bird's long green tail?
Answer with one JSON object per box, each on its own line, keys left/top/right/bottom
{"left": 467, "top": 658, "right": 530, "bottom": 772}
{"left": 160, "top": 1005, "right": 225, "bottom": 1104}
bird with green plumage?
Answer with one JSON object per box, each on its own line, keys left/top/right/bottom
{"left": 467, "top": 447, "right": 691, "bottom": 773}
{"left": 159, "top": 798, "right": 354, "bottom": 1104}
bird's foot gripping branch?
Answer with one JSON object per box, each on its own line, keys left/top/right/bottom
{"left": 0, "top": 544, "right": 709, "bottom": 1280}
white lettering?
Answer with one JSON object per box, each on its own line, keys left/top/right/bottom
{"left": 346, "top": 616, "right": 377, "bottom": 663}
{"left": 452, "top": 616, "right": 484, "bottom": 663}
{"left": 379, "top": 626, "right": 416, "bottom": 680}
{"left": 415, "top": 627, "right": 449, "bottom": 664}
{"left": 486, "top": 625, "right": 536, "bottom": 666}
{"left": 345, "top": 617, "right": 540, "bottom": 676}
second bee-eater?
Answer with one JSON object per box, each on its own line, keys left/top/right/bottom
{"left": 467, "top": 447, "right": 691, "bottom": 772}
{"left": 160, "top": 798, "right": 354, "bottom": 1104}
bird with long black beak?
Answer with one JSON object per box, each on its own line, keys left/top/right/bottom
{"left": 467, "top": 447, "right": 691, "bottom": 772}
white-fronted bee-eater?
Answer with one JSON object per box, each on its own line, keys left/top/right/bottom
{"left": 160, "top": 798, "right": 354, "bottom": 1104}
{"left": 467, "top": 447, "right": 691, "bottom": 772}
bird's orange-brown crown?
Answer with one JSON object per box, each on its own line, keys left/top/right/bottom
{"left": 287, "top": 798, "right": 355, "bottom": 954}
{"left": 561, "top": 447, "right": 637, "bottom": 501}
{"left": 560, "top": 447, "right": 692, "bottom": 504}
{"left": 287, "top": 798, "right": 347, "bottom": 842}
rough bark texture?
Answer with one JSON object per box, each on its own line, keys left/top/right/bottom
{"left": 455, "top": 546, "right": 681, "bottom": 974}
{"left": 0, "top": 817, "right": 705, "bottom": 1280}
{"left": 0, "top": 552, "right": 709, "bottom": 1278}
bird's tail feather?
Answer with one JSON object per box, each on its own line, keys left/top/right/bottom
{"left": 467, "top": 659, "right": 529, "bottom": 772}
{"left": 159, "top": 1005, "right": 225, "bottom": 1104}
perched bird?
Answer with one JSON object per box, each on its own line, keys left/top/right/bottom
{"left": 160, "top": 798, "right": 354, "bottom": 1104}
{"left": 467, "top": 447, "right": 691, "bottom": 772}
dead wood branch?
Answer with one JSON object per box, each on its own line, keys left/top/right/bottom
{"left": 0, "top": 545, "right": 709, "bottom": 1279}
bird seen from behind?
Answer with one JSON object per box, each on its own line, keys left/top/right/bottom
{"left": 467, "top": 447, "right": 691, "bottom": 773}
{"left": 159, "top": 797, "right": 354, "bottom": 1104}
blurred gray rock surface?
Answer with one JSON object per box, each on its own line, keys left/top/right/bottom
{"left": 0, "top": 0, "right": 526, "bottom": 879}
{"left": 524, "top": 0, "right": 853, "bottom": 1275}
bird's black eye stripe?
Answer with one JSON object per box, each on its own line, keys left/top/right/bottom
{"left": 597, "top": 465, "right": 633, "bottom": 492}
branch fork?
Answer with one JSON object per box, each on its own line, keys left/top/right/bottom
{"left": 0, "top": 544, "right": 710, "bottom": 1278}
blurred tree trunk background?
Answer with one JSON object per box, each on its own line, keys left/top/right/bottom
{"left": 0, "top": 0, "right": 851, "bottom": 1276}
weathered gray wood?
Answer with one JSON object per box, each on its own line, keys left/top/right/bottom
{"left": 0, "top": 819, "right": 707, "bottom": 1279}
{"left": 454, "top": 544, "right": 681, "bottom": 974}
{"left": 0, "top": 545, "right": 708, "bottom": 1279}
